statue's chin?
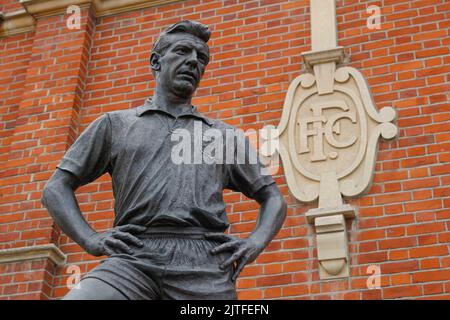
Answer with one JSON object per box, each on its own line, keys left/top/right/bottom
{"left": 173, "top": 81, "right": 196, "bottom": 98}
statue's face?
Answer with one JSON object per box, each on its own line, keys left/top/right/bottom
{"left": 155, "top": 33, "right": 209, "bottom": 98}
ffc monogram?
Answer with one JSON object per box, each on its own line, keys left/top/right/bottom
{"left": 297, "top": 100, "right": 357, "bottom": 162}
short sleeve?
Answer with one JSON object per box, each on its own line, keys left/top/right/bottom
{"left": 57, "top": 114, "right": 112, "bottom": 185}
{"left": 225, "top": 129, "right": 275, "bottom": 199}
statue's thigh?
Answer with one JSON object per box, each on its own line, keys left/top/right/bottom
{"left": 63, "top": 277, "right": 127, "bottom": 300}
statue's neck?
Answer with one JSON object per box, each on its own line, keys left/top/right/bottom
{"left": 152, "top": 86, "right": 193, "bottom": 117}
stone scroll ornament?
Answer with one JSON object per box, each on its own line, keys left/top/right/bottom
{"left": 262, "top": 0, "right": 398, "bottom": 279}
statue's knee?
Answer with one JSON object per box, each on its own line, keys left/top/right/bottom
{"left": 62, "top": 278, "right": 127, "bottom": 300}
{"left": 63, "top": 287, "right": 85, "bottom": 300}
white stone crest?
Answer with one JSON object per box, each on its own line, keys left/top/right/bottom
{"left": 276, "top": 63, "right": 397, "bottom": 205}
{"left": 265, "top": 0, "right": 398, "bottom": 279}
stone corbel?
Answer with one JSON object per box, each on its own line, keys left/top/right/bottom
{"left": 315, "top": 214, "right": 349, "bottom": 278}
{"left": 306, "top": 171, "right": 355, "bottom": 279}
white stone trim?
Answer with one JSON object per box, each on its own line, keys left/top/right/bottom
{"left": 302, "top": 47, "right": 345, "bottom": 70}
{"left": 92, "top": 0, "right": 182, "bottom": 18}
{"left": 20, "top": 0, "right": 92, "bottom": 18}
{"left": 0, "top": 9, "right": 35, "bottom": 37}
{"left": 310, "top": 0, "right": 337, "bottom": 51}
{"left": 1, "top": 0, "right": 183, "bottom": 38}
{"left": 305, "top": 204, "right": 356, "bottom": 224}
{"left": 0, "top": 244, "right": 66, "bottom": 266}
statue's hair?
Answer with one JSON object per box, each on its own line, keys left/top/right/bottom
{"left": 151, "top": 20, "right": 211, "bottom": 57}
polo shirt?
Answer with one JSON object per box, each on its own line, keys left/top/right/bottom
{"left": 57, "top": 98, "right": 275, "bottom": 231}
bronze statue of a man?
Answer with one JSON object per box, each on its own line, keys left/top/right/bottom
{"left": 41, "top": 20, "right": 287, "bottom": 300}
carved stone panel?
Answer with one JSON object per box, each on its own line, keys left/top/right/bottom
{"left": 276, "top": 66, "right": 397, "bottom": 207}
{"left": 270, "top": 49, "right": 398, "bottom": 279}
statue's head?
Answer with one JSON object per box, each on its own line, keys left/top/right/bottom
{"left": 150, "top": 20, "right": 211, "bottom": 98}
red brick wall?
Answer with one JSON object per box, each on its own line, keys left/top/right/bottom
{"left": 0, "top": 0, "right": 449, "bottom": 300}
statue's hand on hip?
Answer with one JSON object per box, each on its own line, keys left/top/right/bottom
{"left": 206, "top": 233, "right": 265, "bottom": 282}
{"left": 84, "top": 224, "right": 147, "bottom": 257}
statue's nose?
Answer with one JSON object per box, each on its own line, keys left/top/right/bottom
{"left": 186, "top": 50, "right": 199, "bottom": 67}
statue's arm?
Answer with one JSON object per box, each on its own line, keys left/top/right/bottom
{"left": 41, "top": 168, "right": 97, "bottom": 249}
{"left": 41, "top": 168, "right": 146, "bottom": 256}
{"left": 248, "top": 183, "right": 287, "bottom": 249}
{"left": 207, "top": 183, "right": 287, "bottom": 281}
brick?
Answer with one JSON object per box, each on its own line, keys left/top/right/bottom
{"left": 381, "top": 260, "right": 419, "bottom": 274}
{"left": 282, "top": 285, "right": 309, "bottom": 297}
{"left": 358, "top": 229, "right": 386, "bottom": 241}
{"left": 358, "top": 252, "right": 388, "bottom": 264}
{"left": 404, "top": 200, "right": 442, "bottom": 212}
{"left": 420, "top": 258, "right": 440, "bottom": 270}
{"left": 403, "top": 178, "right": 439, "bottom": 190}
{"left": 379, "top": 237, "right": 417, "bottom": 250}
{"left": 362, "top": 289, "right": 382, "bottom": 300}
{"left": 237, "top": 289, "right": 262, "bottom": 300}
{"left": 377, "top": 214, "right": 415, "bottom": 227}
{"left": 413, "top": 270, "right": 450, "bottom": 283}
{"left": 391, "top": 274, "right": 410, "bottom": 286}
{"left": 410, "top": 245, "right": 449, "bottom": 258}
{"left": 407, "top": 222, "right": 446, "bottom": 235}
{"left": 256, "top": 274, "right": 292, "bottom": 287}
{"left": 383, "top": 285, "right": 422, "bottom": 299}
{"left": 423, "top": 283, "right": 444, "bottom": 295}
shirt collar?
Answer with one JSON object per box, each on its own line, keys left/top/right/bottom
{"left": 136, "top": 98, "right": 213, "bottom": 126}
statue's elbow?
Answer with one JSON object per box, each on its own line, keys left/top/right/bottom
{"left": 41, "top": 181, "right": 54, "bottom": 208}
{"left": 41, "top": 175, "right": 63, "bottom": 208}
{"left": 270, "top": 192, "right": 287, "bottom": 222}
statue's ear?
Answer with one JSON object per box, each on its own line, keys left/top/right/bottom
{"left": 150, "top": 52, "right": 161, "bottom": 72}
